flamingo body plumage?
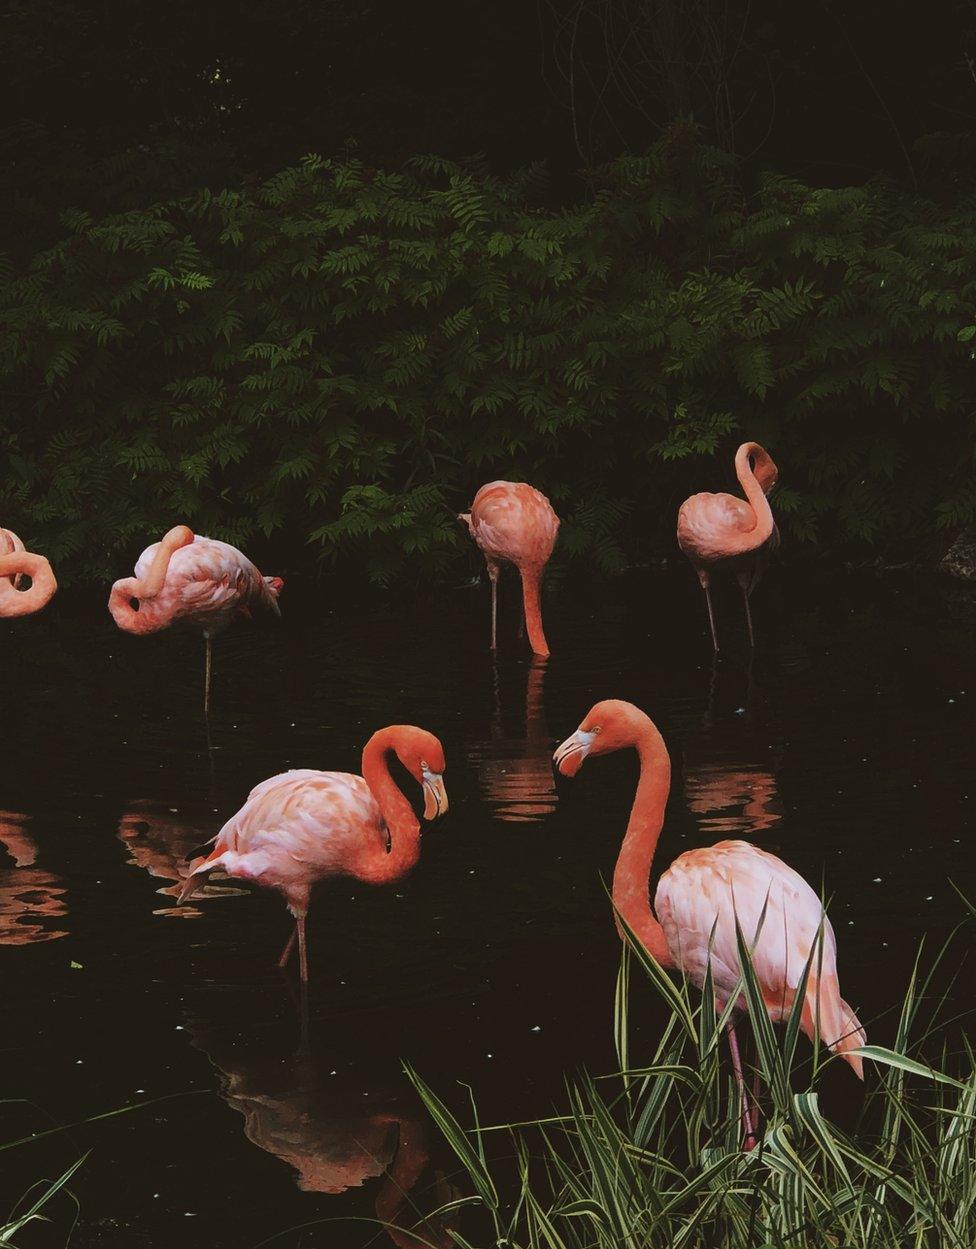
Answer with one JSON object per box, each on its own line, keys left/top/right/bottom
{"left": 0, "top": 528, "right": 57, "bottom": 617}
{"left": 108, "top": 525, "right": 283, "bottom": 713}
{"left": 555, "top": 699, "right": 864, "bottom": 1147}
{"left": 459, "top": 481, "right": 559, "bottom": 656}
{"left": 677, "top": 442, "right": 778, "bottom": 649}
{"left": 180, "top": 725, "right": 448, "bottom": 981}
{"left": 108, "top": 529, "right": 282, "bottom": 637}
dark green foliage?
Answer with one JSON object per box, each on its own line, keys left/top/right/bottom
{"left": 3, "top": 136, "right": 976, "bottom": 582}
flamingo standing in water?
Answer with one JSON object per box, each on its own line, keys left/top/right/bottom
{"left": 0, "top": 528, "right": 57, "bottom": 617}
{"left": 677, "top": 442, "right": 778, "bottom": 651}
{"left": 180, "top": 724, "right": 448, "bottom": 982}
{"left": 108, "top": 525, "right": 283, "bottom": 714}
{"left": 554, "top": 699, "right": 864, "bottom": 1149}
{"left": 459, "top": 481, "right": 559, "bottom": 657}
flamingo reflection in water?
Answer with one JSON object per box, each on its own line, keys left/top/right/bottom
{"left": 683, "top": 663, "right": 782, "bottom": 840}
{"left": 0, "top": 811, "right": 67, "bottom": 945}
{"left": 117, "top": 802, "right": 245, "bottom": 917}
{"left": 471, "top": 657, "right": 556, "bottom": 824}
{"left": 188, "top": 1018, "right": 457, "bottom": 1248}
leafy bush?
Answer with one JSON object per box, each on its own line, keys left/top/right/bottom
{"left": 408, "top": 924, "right": 976, "bottom": 1249}
{"left": 3, "top": 133, "right": 976, "bottom": 582}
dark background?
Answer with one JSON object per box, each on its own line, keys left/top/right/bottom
{"left": 4, "top": 0, "right": 976, "bottom": 219}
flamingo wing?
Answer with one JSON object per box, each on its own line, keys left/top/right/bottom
{"left": 677, "top": 492, "right": 758, "bottom": 563}
{"left": 469, "top": 482, "right": 559, "bottom": 565}
{"left": 655, "top": 840, "right": 865, "bottom": 1073}
{"left": 207, "top": 770, "right": 386, "bottom": 883}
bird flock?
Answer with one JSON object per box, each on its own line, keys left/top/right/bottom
{"left": 2, "top": 441, "right": 864, "bottom": 1151}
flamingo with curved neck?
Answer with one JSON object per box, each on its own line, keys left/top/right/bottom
{"left": 108, "top": 523, "right": 283, "bottom": 714}
{"left": 677, "top": 442, "right": 779, "bottom": 651}
{"left": 0, "top": 529, "right": 57, "bottom": 618}
{"left": 459, "top": 481, "right": 560, "bottom": 657}
{"left": 554, "top": 699, "right": 864, "bottom": 1150}
{"left": 180, "top": 724, "right": 448, "bottom": 982}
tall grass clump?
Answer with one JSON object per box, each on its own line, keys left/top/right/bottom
{"left": 407, "top": 926, "right": 976, "bottom": 1248}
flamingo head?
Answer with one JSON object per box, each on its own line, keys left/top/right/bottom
{"left": 554, "top": 699, "right": 651, "bottom": 776}
{"left": 392, "top": 727, "right": 449, "bottom": 821}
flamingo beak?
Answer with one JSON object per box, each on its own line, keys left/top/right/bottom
{"left": 553, "top": 729, "right": 596, "bottom": 777}
{"left": 422, "top": 770, "right": 448, "bottom": 821}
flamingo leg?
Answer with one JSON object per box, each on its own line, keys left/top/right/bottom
{"left": 726, "top": 1022, "right": 758, "bottom": 1151}
{"left": 698, "top": 571, "right": 719, "bottom": 652}
{"left": 278, "top": 924, "right": 297, "bottom": 969}
{"left": 738, "top": 577, "right": 755, "bottom": 649}
{"left": 487, "top": 561, "right": 500, "bottom": 651}
{"left": 297, "top": 914, "right": 309, "bottom": 984}
{"left": 204, "top": 634, "right": 213, "bottom": 717}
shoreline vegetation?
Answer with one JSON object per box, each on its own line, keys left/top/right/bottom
{"left": 407, "top": 917, "right": 976, "bottom": 1249}
{"left": 4, "top": 134, "right": 976, "bottom": 586}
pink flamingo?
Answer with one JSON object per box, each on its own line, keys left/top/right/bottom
{"left": 677, "top": 442, "right": 778, "bottom": 651}
{"left": 180, "top": 724, "right": 448, "bottom": 982}
{"left": 459, "top": 481, "right": 559, "bottom": 657}
{"left": 0, "top": 528, "right": 57, "bottom": 617}
{"left": 108, "top": 525, "right": 283, "bottom": 714}
{"left": 554, "top": 699, "right": 864, "bottom": 1149}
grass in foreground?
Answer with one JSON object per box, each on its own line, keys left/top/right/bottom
{"left": 407, "top": 920, "right": 976, "bottom": 1249}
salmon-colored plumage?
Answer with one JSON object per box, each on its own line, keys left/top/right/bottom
{"left": 0, "top": 528, "right": 57, "bottom": 618}
{"left": 108, "top": 524, "right": 283, "bottom": 712}
{"left": 180, "top": 725, "right": 449, "bottom": 981}
{"left": 459, "top": 481, "right": 559, "bottom": 656}
{"left": 555, "top": 699, "right": 864, "bottom": 1149}
{"left": 677, "top": 443, "right": 779, "bottom": 650}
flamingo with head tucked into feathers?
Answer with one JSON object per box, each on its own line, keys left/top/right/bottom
{"left": 677, "top": 442, "right": 779, "bottom": 652}
{"left": 179, "top": 724, "right": 448, "bottom": 983}
{"left": 459, "top": 481, "right": 559, "bottom": 657}
{"left": 554, "top": 699, "right": 864, "bottom": 1150}
{"left": 0, "top": 528, "right": 57, "bottom": 618}
{"left": 108, "top": 525, "right": 283, "bottom": 714}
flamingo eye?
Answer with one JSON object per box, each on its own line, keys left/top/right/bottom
{"left": 420, "top": 759, "right": 429, "bottom": 771}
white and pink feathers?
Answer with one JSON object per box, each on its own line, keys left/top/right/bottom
{"left": 110, "top": 533, "right": 282, "bottom": 636}
{"left": 656, "top": 839, "right": 865, "bottom": 1074}
{"left": 188, "top": 769, "right": 391, "bottom": 911}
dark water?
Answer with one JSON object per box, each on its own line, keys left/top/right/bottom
{"left": 2, "top": 563, "right": 974, "bottom": 1246}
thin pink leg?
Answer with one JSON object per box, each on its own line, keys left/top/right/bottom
{"left": 278, "top": 925, "right": 297, "bottom": 969}
{"left": 726, "top": 1022, "right": 758, "bottom": 1150}
{"left": 487, "top": 562, "right": 499, "bottom": 651}
{"left": 698, "top": 570, "right": 719, "bottom": 652}
{"left": 297, "top": 915, "right": 309, "bottom": 984}
{"left": 738, "top": 576, "right": 755, "bottom": 649}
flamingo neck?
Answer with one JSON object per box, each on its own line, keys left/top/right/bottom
{"left": 732, "top": 443, "right": 775, "bottom": 551}
{"left": 373, "top": 1116, "right": 436, "bottom": 1248}
{"left": 360, "top": 729, "right": 422, "bottom": 883}
{"left": 140, "top": 525, "right": 194, "bottom": 599}
{"left": 611, "top": 721, "right": 674, "bottom": 967}
{"left": 0, "top": 552, "right": 57, "bottom": 617}
{"left": 519, "top": 566, "right": 550, "bottom": 657}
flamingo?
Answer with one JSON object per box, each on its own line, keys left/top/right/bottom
{"left": 554, "top": 699, "right": 864, "bottom": 1149}
{"left": 459, "top": 481, "right": 559, "bottom": 657}
{"left": 0, "top": 528, "right": 57, "bottom": 617}
{"left": 108, "top": 525, "right": 283, "bottom": 714}
{"left": 187, "top": 1016, "right": 457, "bottom": 1248}
{"left": 677, "top": 442, "right": 779, "bottom": 651}
{"left": 179, "top": 724, "right": 448, "bottom": 982}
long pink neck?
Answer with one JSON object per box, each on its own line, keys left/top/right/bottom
{"left": 519, "top": 566, "right": 549, "bottom": 657}
{"left": 141, "top": 525, "right": 194, "bottom": 598}
{"left": 359, "top": 729, "right": 422, "bottom": 884}
{"left": 611, "top": 721, "right": 674, "bottom": 967}
{"left": 728, "top": 443, "right": 775, "bottom": 554}
{"left": 0, "top": 552, "right": 57, "bottom": 617}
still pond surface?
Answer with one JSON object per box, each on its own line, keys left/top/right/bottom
{"left": 2, "top": 563, "right": 974, "bottom": 1246}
